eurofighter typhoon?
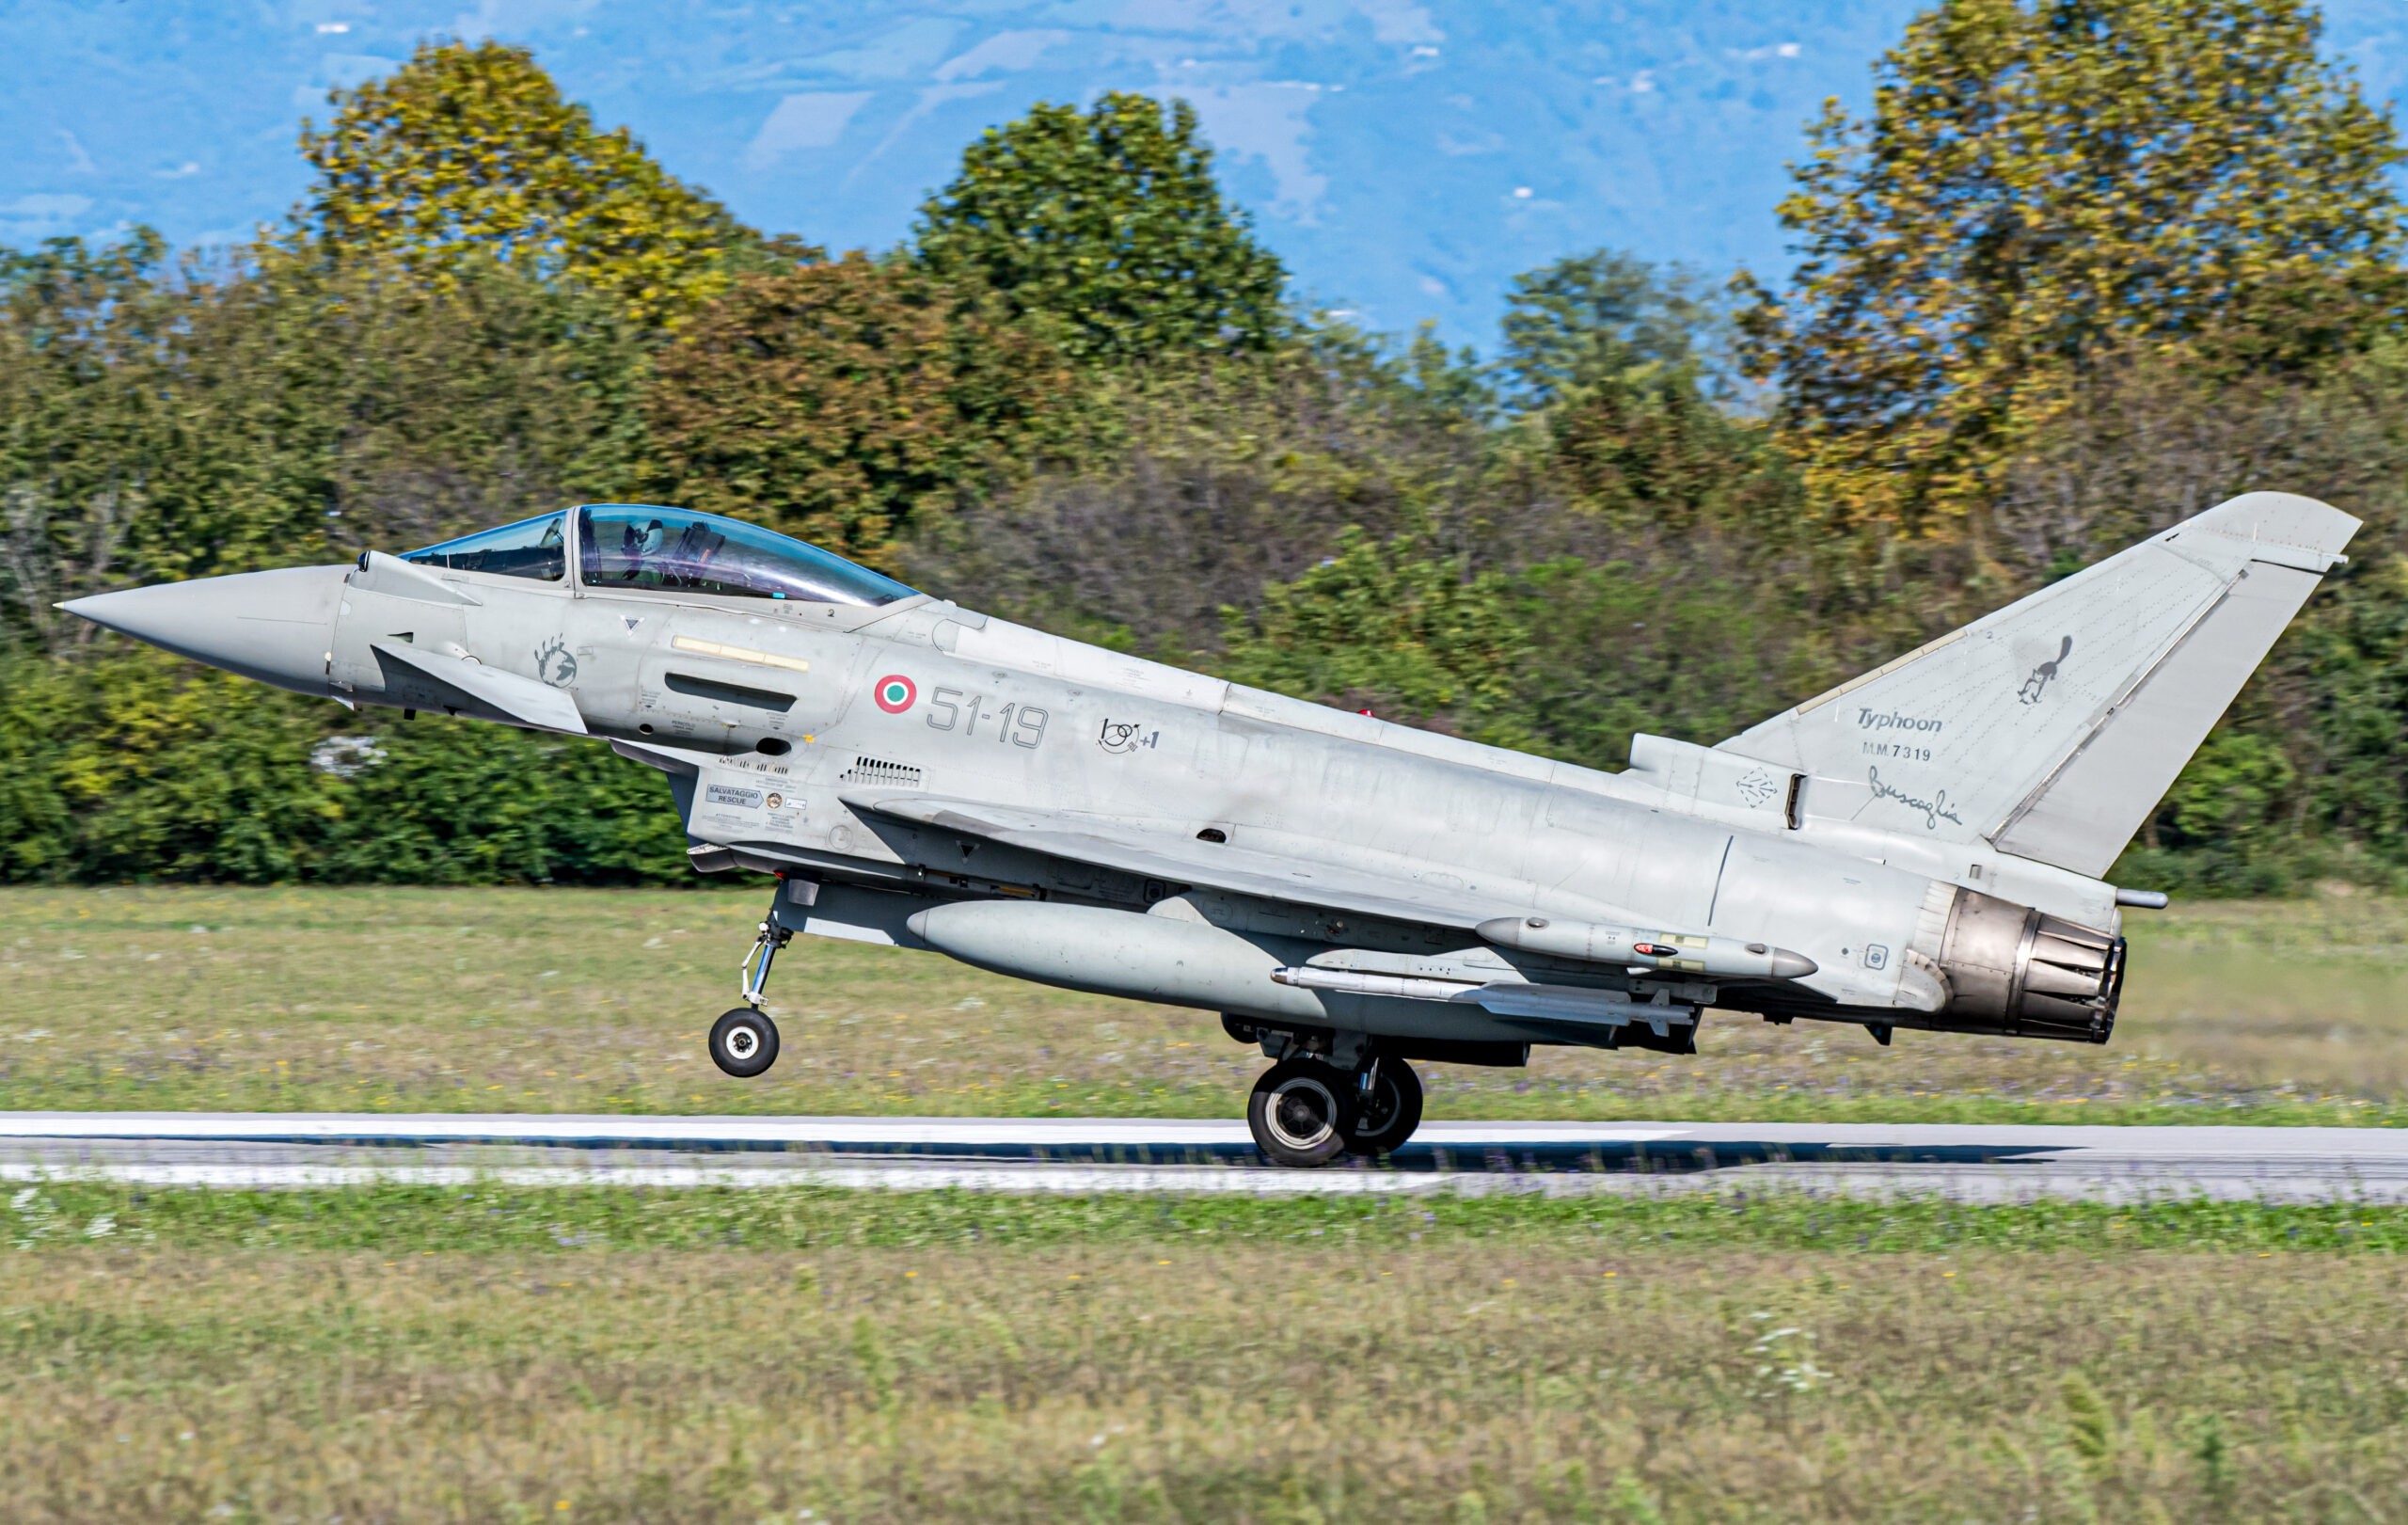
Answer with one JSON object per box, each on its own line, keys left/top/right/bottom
{"left": 62, "top": 493, "right": 2356, "bottom": 1164}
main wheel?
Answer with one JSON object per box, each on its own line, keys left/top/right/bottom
{"left": 1346, "top": 1058, "right": 1424, "bottom": 1157}
{"left": 709, "top": 1007, "right": 781, "bottom": 1078}
{"left": 1247, "top": 1058, "right": 1354, "bottom": 1168}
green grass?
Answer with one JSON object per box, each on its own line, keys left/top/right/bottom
{"left": 12, "top": 1180, "right": 2408, "bottom": 1255}
{"left": 4, "top": 1183, "right": 2406, "bottom": 1521}
{"left": 5, "top": 884, "right": 2408, "bottom": 1123}
{"left": 8, "top": 883, "right": 2408, "bottom": 1520}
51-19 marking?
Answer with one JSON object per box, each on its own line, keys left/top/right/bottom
{"left": 927, "top": 687, "right": 1049, "bottom": 748}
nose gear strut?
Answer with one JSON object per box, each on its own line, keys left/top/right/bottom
{"left": 739, "top": 916, "right": 791, "bottom": 1009}
{"left": 712, "top": 881, "right": 802, "bottom": 1078}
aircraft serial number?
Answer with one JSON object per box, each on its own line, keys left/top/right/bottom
{"left": 927, "top": 687, "right": 1049, "bottom": 748}
{"left": 1861, "top": 741, "right": 1933, "bottom": 763}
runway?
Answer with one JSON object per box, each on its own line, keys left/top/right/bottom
{"left": 2, "top": 1112, "right": 2406, "bottom": 1199}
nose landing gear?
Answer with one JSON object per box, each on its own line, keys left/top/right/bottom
{"left": 709, "top": 894, "right": 795, "bottom": 1079}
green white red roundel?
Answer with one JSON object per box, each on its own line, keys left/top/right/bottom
{"left": 873, "top": 674, "right": 917, "bottom": 714}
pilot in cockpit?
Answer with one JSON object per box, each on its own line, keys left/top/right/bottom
{"left": 622, "top": 517, "right": 667, "bottom": 564}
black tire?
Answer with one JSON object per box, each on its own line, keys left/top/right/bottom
{"left": 709, "top": 1007, "right": 781, "bottom": 1078}
{"left": 1246, "top": 1058, "right": 1354, "bottom": 1168}
{"left": 1347, "top": 1058, "right": 1424, "bottom": 1157}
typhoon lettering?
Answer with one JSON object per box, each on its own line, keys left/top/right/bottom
{"left": 1857, "top": 708, "right": 1944, "bottom": 735}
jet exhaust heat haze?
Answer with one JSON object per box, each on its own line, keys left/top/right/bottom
{"left": 62, "top": 493, "right": 2358, "bottom": 1166}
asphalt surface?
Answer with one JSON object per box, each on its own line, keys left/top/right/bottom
{"left": 1, "top": 1113, "right": 2405, "bottom": 1199}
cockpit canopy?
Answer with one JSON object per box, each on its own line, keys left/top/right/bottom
{"left": 400, "top": 504, "right": 916, "bottom": 608}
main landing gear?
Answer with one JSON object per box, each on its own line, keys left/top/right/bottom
{"left": 1235, "top": 1024, "right": 1425, "bottom": 1168}
{"left": 709, "top": 896, "right": 792, "bottom": 1079}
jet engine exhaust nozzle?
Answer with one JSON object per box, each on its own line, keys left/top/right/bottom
{"left": 1925, "top": 888, "right": 2125, "bottom": 1045}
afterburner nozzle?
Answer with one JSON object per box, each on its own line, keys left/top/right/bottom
{"left": 58, "top": 564, "right": 350, "bottom": 697}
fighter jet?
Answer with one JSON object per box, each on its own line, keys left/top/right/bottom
{"left": 61, "top": 491, "right": 2356, "bottom": 1165}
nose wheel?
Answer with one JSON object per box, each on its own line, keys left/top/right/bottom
{"left": 709, "top": 1007, "right": 781, "bottom": 1077}
{"left": 710, "top": 893, "right": 796, "bottom": 1079}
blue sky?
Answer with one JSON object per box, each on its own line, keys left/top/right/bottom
{"left": 9, "top": 1, "right": 2408, "bottom": 347}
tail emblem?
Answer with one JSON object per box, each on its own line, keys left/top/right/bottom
{"left": 2018, "top": 636, "right": 2072, "bottom": 706}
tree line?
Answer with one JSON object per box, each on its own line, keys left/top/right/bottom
{"left": 4, "top": 0, "right": 2404, "bottom": 893}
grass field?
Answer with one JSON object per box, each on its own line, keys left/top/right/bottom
{"left": 8, "top": 888, "right": 2408, "bottom": 1519}
{"left": 3, "top": 1185, "right": 2406, "bottom": 1521}
{"left": 3, "top": 885, "right": 2405, "bottom": 1123}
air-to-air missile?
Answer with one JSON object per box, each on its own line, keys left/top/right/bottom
{"left": 62, "top": 492, "right": 2357, "bottom": 1165}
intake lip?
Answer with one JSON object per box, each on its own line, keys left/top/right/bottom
{"left": 58, "top": 564, "right": 351, "bottom": 697}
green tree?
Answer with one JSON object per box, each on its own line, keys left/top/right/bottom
{"left": 0, "top": 643, "right": 688, "bottom": 885}
{"left": 0, "top": 236, "right": 652, "bottom": 644}
{"left": 1215, "top": 529, "right": 1529, "bottom": 741}
{"left": 159, "top": 250, "right": 649, "bottom": 570}
{"left": 294, "top": 39, "right": 759, "bottom": 326}
{"left": 906, "top": 340, "right": 1483, "bottom": 657}
{"left": 0, "top": 231, "right": 181, "bottom": 648}
{"left": 643, "top": 254, "right": 1073, "bottom": 570}
{"left": 1538, "top": 367, "right": 1799, "bottom": 543}
{"left": 912, "top": 93, "right": 1290, "bottom": 366}
{"left": 1503, "top": 561, "right": 1814, "bottom": 770}
{"left": 1742, "top": 0, "right": 2407, "bottom": 558}
{"left": 1496, "top": 250, "right": 1727, "bottom": 409}
{"left": 2292, "top": 556, "right": 2408, "bottom": 865}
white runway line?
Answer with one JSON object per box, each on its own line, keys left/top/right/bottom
{"left": 0, "top": 1114, "right": 2403, "bottom": 1199}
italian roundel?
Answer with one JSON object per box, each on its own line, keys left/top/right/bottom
{"left": 873, "top": 674, "right": 918, "bottom": 714}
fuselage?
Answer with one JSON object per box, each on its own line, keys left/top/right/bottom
{"left": 350, "top": 550, "right": 2117, "bottom": 1032}
{"left": 61, "top": 504, "right": 2131, "bottom": 1053}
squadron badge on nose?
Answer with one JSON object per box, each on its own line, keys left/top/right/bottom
{"left": 534, "top": 635, "right": 578, "bottom": 688}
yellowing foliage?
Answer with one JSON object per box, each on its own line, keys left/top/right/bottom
{"left": 295, "top": 40, "right": 752, "bottom": 326}
{"left": 1742, "top": 0, "right": 2408, "bottom": 561}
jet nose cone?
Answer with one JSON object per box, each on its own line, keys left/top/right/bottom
{"left": 60, "top": 564, "right": 350, "bottom": 696}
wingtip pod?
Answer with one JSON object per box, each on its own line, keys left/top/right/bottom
{"left": 1476, "top": 915, "right": 1816, "bottom": 980}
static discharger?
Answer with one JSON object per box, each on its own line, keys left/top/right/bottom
{"left": 672, "top": 635, "right": 809, "bottom": 673}
{"left": 1477, "top": 915, "right": 1818, "bottom": 979}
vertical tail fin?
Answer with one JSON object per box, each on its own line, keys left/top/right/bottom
{"left": 1717, "top": 492, "right": 2358, "bottom": 876}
